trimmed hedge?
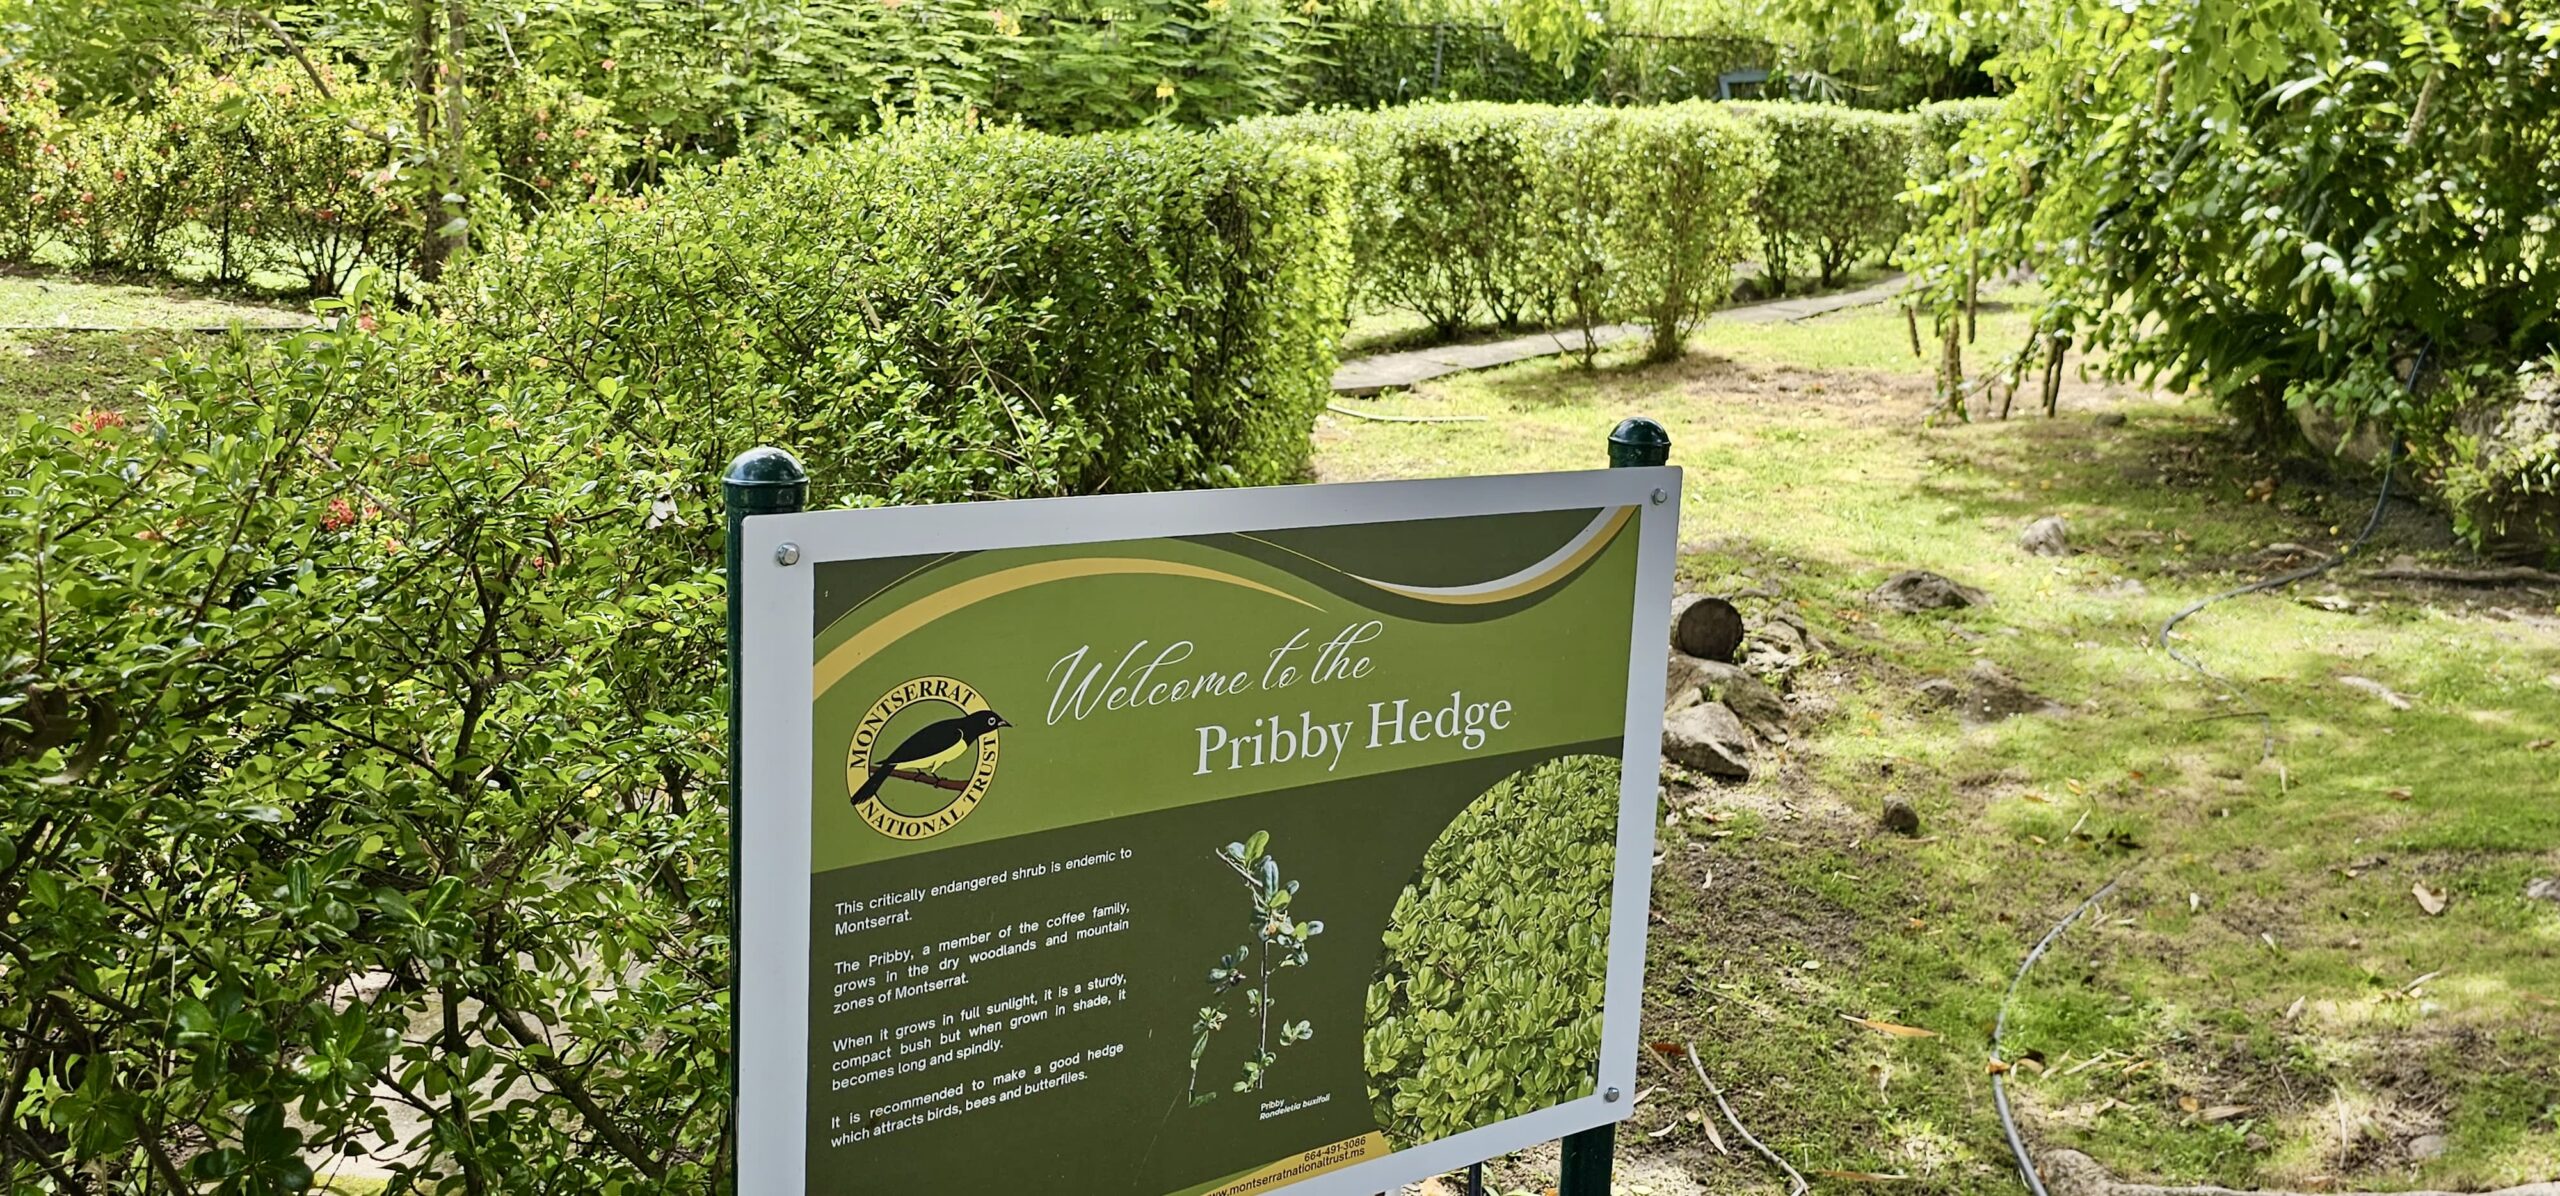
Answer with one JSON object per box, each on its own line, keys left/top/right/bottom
{"left": 0, "top": 119, "right": 1352, "bottom": 1192}
{"left": 445, "top": 120, "right": 1352, "bottom": 498}
{"left": 1907, "top": 97, "right": 2000, "bottom": 187}
{"left": 1239, "top": 101, "right": 1769, "bottom": 360}
{"left": 1727, "top": 102, "right": 1918, "bottom": 291}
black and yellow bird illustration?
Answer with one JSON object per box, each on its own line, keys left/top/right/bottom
{"left": 851, "top": 709, "right": 1010, "bottom": 804}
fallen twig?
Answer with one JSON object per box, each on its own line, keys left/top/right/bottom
{"left": 1686, "top": 1043, "right": 1803, "bottom": 1194}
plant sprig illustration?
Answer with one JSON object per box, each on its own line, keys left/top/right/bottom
{"left": 1186, "top": 830, "right": 1323, "bottom": 1106}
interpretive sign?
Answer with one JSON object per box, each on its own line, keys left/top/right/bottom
{"left": 733, "top": 468, "right": 1679, "bottom": 1196}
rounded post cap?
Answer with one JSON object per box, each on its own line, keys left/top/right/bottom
{"left": 1607, "top": 416, "right": 1671, "bottom": 468}
{"left": 722, "top": 446, "right": 809, "bottom": 490}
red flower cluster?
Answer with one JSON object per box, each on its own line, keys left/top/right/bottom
{"left": 69, "top": 408, "right": 126, "bottom": 435}
{"left": 321, "top": 496, "right": 358, "bottom": 531}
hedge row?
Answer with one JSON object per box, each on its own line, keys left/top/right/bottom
{"left": 0, "top": 60, "right": 624, "bottom": 293}
{"left": 1726, "top": 101, "right": 1917, "bottom": 291}
{"left": 1245, "top": 100, "right": 1939, "bottom": 353}
{"left": 1241, "top": 101, "right": 1773, "bottom": 361}
{"left": 0, "top": 120, "right": 1351, "bottom": 1191}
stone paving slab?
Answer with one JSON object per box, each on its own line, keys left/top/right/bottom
{"left": 1331, "top": 273, "right": 1906, "bottom": 395}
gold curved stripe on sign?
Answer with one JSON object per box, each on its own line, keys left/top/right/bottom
{"left": 1348, "top": 505, "right": 1633, "bottom": 606}
{"left": 812, "top": 558, "right": 1320, "bottom": 698}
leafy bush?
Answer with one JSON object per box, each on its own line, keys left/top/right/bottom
{"left": 446, "top": 119, "right": 1351, "bottom": 498}
{"left": 208, "top": 69, "right": 422, "bottom": 295}
{"left": 55, "top": 110, "right": 193, "bottom": 273}
{"left": 0, "top": 296, "right": 737, "bottom": 1191}
{"left": 1243, "top": 104, "right": 1555, "bottom": 334}
{"left": 2, "top": 118, "right": 1352, "bottom": 1189}
{"left": 1243, "top": 101, "right": 1767, "bottom": 357}
{"left": 0, "top": 67, "right": 68, "bottom": 261}
{"left": 470, "top": 71, "right": 631, "bottom": 214}
{"left": 1729, "top": 101, "right": 1916, "bottom": 291}
{"left": 1905, "top": 96, "right": 1996, "bottom": 185}
{"left": 1900, "top": 1, "right": 2560, "bottom": 465}
{"left": 1598, "top": 104, "right": 1771, "bottom": 360}
{"left": 1364, "top": 754, "right": 1618, "bottom": 1147}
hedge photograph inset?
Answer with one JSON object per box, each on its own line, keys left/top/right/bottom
{"left": 1363, "top": 753, "right": 1620, "bottom": 1148}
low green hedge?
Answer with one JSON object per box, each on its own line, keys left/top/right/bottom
{"left": 1240, "top": 101, "right": 1769, "bottom": 360}
{"left": 1907, "top": 97, "right": 2001, "bottom": 187}
{"left": 1727, "top": 102, "right": 1919, "bottom": 291}
{"left": 446, "top": 120, "right": 1352, "bottom": 498}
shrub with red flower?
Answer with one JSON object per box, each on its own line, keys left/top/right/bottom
{"left": 69, "top": 408, "right": 127, "bottom": 435}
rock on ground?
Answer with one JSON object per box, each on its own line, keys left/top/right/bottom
{"left": 2021, "top": 515, "right": 2071, "bottom": 557}
{"left": 2528, "top": 876, "right": 2560, "bottom": 903}
{"left": 1871, "top": 569, "right": 1989, "bottom": 613}
{"left": 1918, "top": 661, "right": 2066, "bottom": 725}
{"left": 1670, "top": 655, "right": 1788, "bottom": 743}
{"left": 1880, "top": 796, "right": 1921, "bottom": 836}
{"left": 1742, "top": 607, "right": 1825, "bottom": 677}
{"left": 1664, "top": 700, "right": 1753, "bottom": 780}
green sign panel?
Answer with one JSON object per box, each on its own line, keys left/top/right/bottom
{"left": 735, "top": 470, "right": 1678, "bottom": 1195}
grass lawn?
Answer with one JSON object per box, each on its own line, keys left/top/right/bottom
{"left": 6, "top": 273, "right": 2552, "bottom": 1195}
{"left": 1324, "top": 300, "right": 2560, "bottom": 1194}
{"left": 0, "top": 269, "right": 310, "bottom": 426}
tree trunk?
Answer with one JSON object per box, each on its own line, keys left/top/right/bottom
{"left": 409, "top": 0, "right": 446, "bottom": 281}
{"left": 441, "top": 0, "right": 471, "bottom": 270}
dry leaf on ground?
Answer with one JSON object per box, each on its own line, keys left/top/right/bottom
{"left": 2414, "top": 882, "right": 2449, "bottom": 916}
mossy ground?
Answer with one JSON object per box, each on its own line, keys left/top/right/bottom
{"left": 1322, "top": 296, "right": 2560, "bottom": 1195}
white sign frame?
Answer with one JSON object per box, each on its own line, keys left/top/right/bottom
{"left": 736, "top": 466, "right": 1681, "bottom": 1196}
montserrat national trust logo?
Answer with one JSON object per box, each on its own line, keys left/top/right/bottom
{"left": 845, "top": 676, "right": 1009, "bottom": 841}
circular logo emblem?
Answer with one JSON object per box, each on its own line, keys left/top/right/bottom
{"left": 845, "top": 676, "right": 1007, "bottom": 841}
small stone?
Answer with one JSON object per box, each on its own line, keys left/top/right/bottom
{"left": 1870, "top": 570, "right": 1989, "bottom": 613}
{"left": 1663, "top": 701, "right": 1752, "bottom": 781}
{"left": 2094, "top": 412, "right": 2129, "bottom": 428}
{"left": 1880, "top": 797, "right": 1921, "bottom": 836}
{"left": 2020, "top": 515, "right": 2071, "bottom": 557}
{"left": 2408, "top": 1133, "right": 2448, "bottom": 1162}
{"left": 1666, "top": 652, "right": 1714, "bottom": 707}
{"left": 2528, "top": 877, "right": 2560, "bottom": 903}
{"left": 2088, "top": 577, "right": 2149, "bottom": 598}
{"left": 1688, "top": 660, "right": 1788, "bottom": 743}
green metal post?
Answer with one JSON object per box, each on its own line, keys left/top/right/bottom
{"left": 1608, "top": 416, "right": 1671, "bottom": 469}
{"left": 1560, "top": 416, "right": 1670, "bottom": 1196}
{"left": 723, "top": 446, "right": 808, "bottom": 1190}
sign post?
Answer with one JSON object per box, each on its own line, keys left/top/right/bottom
{"left": 1559, "top": 416, "right": 1671, "bottom": 1196}
{"left": 728, "top": 431, "right": 1677, "bottom": 1196}
{"left": 726, "top": 445, "right": 810, "bottom": 1185}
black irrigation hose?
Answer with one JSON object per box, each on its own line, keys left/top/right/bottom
{"left": 1992, "top": 871, "right": 2129, "bottom": 1196}
{"left": 2153, "top": 348, "right": 2426, "bottom": 761}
